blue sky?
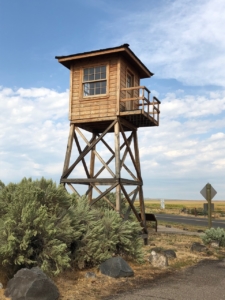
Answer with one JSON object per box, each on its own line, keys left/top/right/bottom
{"left": 0, "top": 0, "right": 225, "bottom": 200}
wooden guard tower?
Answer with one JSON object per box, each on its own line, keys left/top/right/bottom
{"left": 55, "top": 44, "right": 160, "bottom": 240}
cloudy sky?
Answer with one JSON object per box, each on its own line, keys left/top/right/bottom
{"left": 0, "top": 0, "right": 224, "bottom": 200}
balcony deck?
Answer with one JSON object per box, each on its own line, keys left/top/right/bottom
{"left": 74, "top": 86, "right": 160, "bottom": 133}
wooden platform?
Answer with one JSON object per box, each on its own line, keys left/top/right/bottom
{"left": 74, "top": 110, "right": 158, "bottom": 133}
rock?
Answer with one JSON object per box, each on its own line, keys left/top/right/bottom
{"left": 0, "top": 282, "right": 3, "bottom": 289}
{"left": 85, "top": 272, "right": 96, "bottom": 279}
{"left": 183, "top": 228, "right": 188, "bottom": 231}
{"left": 149, "top": 251, "right": 168, "bottom": 267}
{"left": 150, "top": 247, "right": 163, "bottom": 253}
{"left": 150, "top": 243, "right": 156, "bottom": 246}
{"left": 210, "top": 240, "right": 220, "bottom": 248}
{"left": 197, "top": 229, "right": 204, "bottom": 233}
{"left": 191, "top": 242, "right": 207, "bottom": 252}
{"left": 163, "top": 249, "right": 177, "bottom": 259}
{"left": 100, "top": 256, "right": 134, "bottom": 278}
{"left": 165, "top": 225, "right": 171, "bottom": 228}
{"left": 4, "top": 267, "right": 59, "bottom": 300}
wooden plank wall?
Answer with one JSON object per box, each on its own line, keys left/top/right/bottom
{"left": 120, "top": 58, "right": 140, "bottom": 112}
{"left": 70, "top": 55, "right": 118, "bottom": 123}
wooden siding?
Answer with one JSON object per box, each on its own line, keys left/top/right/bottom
{"left": 120, "top": 58, "right": 140, "bottom": 112}
{"left": 70, "top": 55, "right": 119, "bottom": 123}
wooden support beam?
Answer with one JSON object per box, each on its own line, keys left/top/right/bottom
{"left": 75, "top": 127, "right": 116, "bottom": 178}
{"left": 133, "top": 130, "right": 146, "bottom": 227}
{"left": 123, "top": 187, "right": 139, "bottom": 220}
{"left": 89, "top": 133, "right": 96, "bottom": 202}
{"left": 73, "top": 130, "right": 90, "bottom": 178}
{"left": 91, "top": 185, "right": 116, "bottom": 211}
{"left": 119, "top": 117, "right": 137, "bottom": 131}
{"left": 93, "top": 136, "right": 128, "bottom": 179}
{"left": 67, "top": 183, "right": 80, "bottom": 197}
{"left": 118, "top": 121, "right": 142, "bottom": 181}
{"left": 114, "top": 120, "right": 121, "bottom": 213}
{"left": 63, "top": 124, "right": 75, "bottom": 173}
{"left": 62, "top": 119, "right": 117, "bottom": 178}
{"left": 90, "top": 182, "right": 118, "bottom": 206}
{"left": 61, "top": 178, "right": 119, "bottom": 185}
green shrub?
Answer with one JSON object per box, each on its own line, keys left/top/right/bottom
{"left": 70, "top": 195, "right": 144, "bottom": 269}
{"left": 201, "top": 227, "right": 225, "bottom": 246}
{"left": 0, "top": 177, "right": 78, "bottom": 276}
{"left": 0, "top": 178, "right": 144, "bottom": 276}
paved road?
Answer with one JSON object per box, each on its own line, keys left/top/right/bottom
{"left": 155, "top": 213, "right": 225, "bottom": 228}
{"left": 106, "top": 259, "right": 225, "bottom": 300}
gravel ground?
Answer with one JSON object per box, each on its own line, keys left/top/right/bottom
{"left": 106, "top": 259, "right": 225, "bottom": 300}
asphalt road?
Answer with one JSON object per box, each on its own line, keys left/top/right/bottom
{"left": 155, "top": 213, "right": 225, "bottom": 228}
{"left": 107, "top": 259, "right": 225, "bottom": 300}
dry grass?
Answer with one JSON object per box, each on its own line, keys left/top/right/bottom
{"left": 1, "top": 209, "right": 225, "bottom": 299}
{"left": 140, "top": 200, "right": 225, "bottom": 217}
{"left": 0, "top": 231, "right": 224, "bottom": 300}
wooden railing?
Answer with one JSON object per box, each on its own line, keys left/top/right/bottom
{"left": 120, "top": 86, "right": 160, "bottom": 124}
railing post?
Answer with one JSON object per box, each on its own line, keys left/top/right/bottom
{"left": 142, "top": 88, "right": 144, "bottom": 113}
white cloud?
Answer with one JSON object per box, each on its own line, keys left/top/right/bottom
{"left": 0, "top": 86, "right": 224, "bottom": 199}
{"left": 108, "top": 0, "right": 225, "bottom": 87}
{"left": 0, "top": 86, "right": 69, "bottom": 183}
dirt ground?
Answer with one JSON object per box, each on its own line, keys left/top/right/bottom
{"left": 1, "top": 227, "right": 224, "bottom": 300}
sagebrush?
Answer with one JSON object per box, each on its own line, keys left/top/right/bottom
{"left": 201, "top": 227, "right": 225, "bottom": 246}
{"left": 0, "top": 178, "right": 144, "bottom": 277}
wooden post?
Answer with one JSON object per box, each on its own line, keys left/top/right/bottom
{"left": 206, "top": 183, "right": 212, "bottom": 228}
{"left": 114, "top": 120, "right": 121, "bottom": 213}
{"left": 89, "top": 134, "right": 96, "bottom": 202}
{"left": 63, "top": 124, "right": 75, "bottom": 173}
{"left": 133, "top": 130, "right": 147, "bottom": 244}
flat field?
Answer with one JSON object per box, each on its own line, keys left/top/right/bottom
{"left": 141, "top": 200, "right": 225, "bottom": 216}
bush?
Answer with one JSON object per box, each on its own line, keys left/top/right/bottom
{"left": 0, "top": 177, "right": 78, "bottom": 276}
{"left": 73, "top": 204, "right": 144, "bottom": 269}
{"left": 201, "top": 227, "right": 225, "bottom": 246}
{"left": 0, "top": 178, "right": 144, "bottom": 276}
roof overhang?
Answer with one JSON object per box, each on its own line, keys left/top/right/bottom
{"left": 55, "top": 44, "right": 153, "bottom": 78}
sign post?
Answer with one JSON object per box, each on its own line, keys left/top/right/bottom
{"left": 200, "top": 183, "right": 217, "bottom": 229}
{"left": 206, "top": 184, "right": 212, "bottom": 228}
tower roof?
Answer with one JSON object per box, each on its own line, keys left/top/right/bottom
{"left": 55, "top": 44, "right": 153, "bottom": 78}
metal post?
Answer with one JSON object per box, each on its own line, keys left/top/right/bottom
{"left": 206, "top": 183, "right": 212, "bottom": 228}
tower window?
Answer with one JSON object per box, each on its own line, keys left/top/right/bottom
{"left": 83, "top": 66, "right": 106, "bottom": 96}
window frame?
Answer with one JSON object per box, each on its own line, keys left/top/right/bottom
{"left": 82, "top": 65, "right": 108, "bottom": 98}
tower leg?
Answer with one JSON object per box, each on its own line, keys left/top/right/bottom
{"left": 114, "top": 120, "right": 121, "bottom": 213}
{"left": 133, "top": 130, "right": 148, "bottom": 245}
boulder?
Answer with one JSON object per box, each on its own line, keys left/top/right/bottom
{"left": 100, "top": 256, "right": 134, "bottom": 278}
{"left": 191, "top": 242, "right": 207, "bottom": 252}
{"left": 163, "top": 249, "right": 177, "bottom": 259}
{"left": 210, "top": 240, "right": 220, "bottom": 248}
{"left": 4, "top": 267, "right": 59, "bottom": 300}
{"left": 85, "top": 272, "right": 96, "bottom": 279}
{"left": 149, "top": 251, "right": 168, "bottom": 267}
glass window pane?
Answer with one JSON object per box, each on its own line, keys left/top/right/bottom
{"left": 101, "top": 86, "right": 106, "bottom": 94}
{"left": 100, "top": 81, "right": 106, "bottom": 88}
{"left": 96, "top": 67, "right": 100, "bottom": 73}
{"left": 84, "top": 75, "right": 88, "bottom": 81}
{"left": 84, "top": 69, "right": 88, "bottom": 75}
{"left": 96, "top": 88, "right": 100, "bottom": 94}
{"left": 95, "top": 73, "right": 100, "bottom": 80}
{"left": 89, "top": 68, "right": 94, "bottom": 75}
{"left": 89, "top": 74, "right": 94, "bottom": 81}
{"left": 101, "top": 72, "right": 106, "bottom": 79}
{"left": 90, "top": 83, "right": 95, "bottom": 89}
{"left": 96, "top": 82, "right": 100, "bottom": 88}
